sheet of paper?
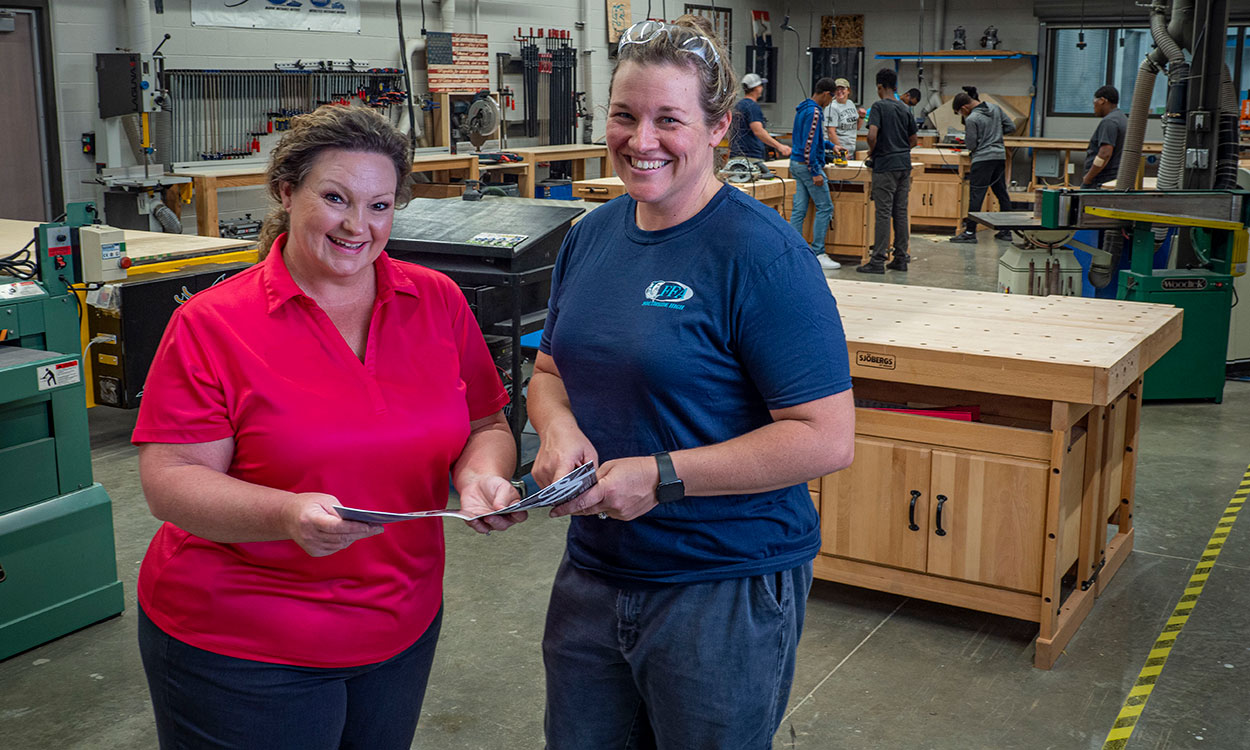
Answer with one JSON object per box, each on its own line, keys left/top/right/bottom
{"left": 332, "top": 462, "right": 598, "bottom": 524}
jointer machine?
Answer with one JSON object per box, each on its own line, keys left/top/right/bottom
{"left": 973, "top": 187, "right": 1249, "bottom": 402}
{"left": 0, "top": 203, "right": 125, "bottom": 661}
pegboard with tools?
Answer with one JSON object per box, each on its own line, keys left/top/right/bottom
{"left": 164, "top": 68, "right": 409, "bottom": 162}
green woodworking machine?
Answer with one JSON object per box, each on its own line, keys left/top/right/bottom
{"left": 0, "top": 202, "right": 125, "bottom": 661}
{"left": 1038, "top": 188, "right": 1249, "bottom": 402}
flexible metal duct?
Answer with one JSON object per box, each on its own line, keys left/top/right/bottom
{"left": 1090, "top": 1, "right": 1177, "bottom": 288}
{"left": 1112, "top": 58, "right": 1159, "bottom": 191}
{"left": 1214, "top": 64, "right": 1240, "bottom": 189}
{"left": 151, "top": 201, "right": 183, "bottom": 234}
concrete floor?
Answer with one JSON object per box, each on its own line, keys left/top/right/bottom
{"left": 4, "top": 229, "right": 1250, "bottom": 749}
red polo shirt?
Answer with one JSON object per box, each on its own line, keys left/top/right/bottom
{"left": 133, "top": 237, "right": 509, "bottom": 667}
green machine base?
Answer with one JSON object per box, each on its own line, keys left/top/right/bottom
{"left": 1120, "top": 269, "right": 1234, "bottom": 402}
{"left": 0, "top": 484, "right": 124, "bottom": 661}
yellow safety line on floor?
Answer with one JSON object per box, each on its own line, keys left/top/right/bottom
{"left": 1101, "top": 464, "right": 1250, "bottom": 750}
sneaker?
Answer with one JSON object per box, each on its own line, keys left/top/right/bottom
{"left": 886, "top": 258, "right": 909, "bottom": 271}
{"left": 949, "top": 232, "right": 978, "bottom": 243}
{"left": 856, "top": 262, "right": 885, "bottom": 274}
{"left": 818, "top": 255, "right": 842, "bottom": 270}
{"left": 995, "top": 230, "right": 1013, "bottom": 241}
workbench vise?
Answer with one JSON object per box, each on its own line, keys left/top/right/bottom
{"left": 0, "top": 201, "right": 125, "bottom": 661}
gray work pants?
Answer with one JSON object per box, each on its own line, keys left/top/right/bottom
{"left": 870, "top": 169, "right": 911, "bottom": 264}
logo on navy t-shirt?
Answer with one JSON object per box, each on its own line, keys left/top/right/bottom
{"left": 643, "top": 280, "right": 693, "bottom": 310}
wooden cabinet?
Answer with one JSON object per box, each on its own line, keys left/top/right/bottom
{"left": 908, "top": 149, "right": 971, "bottom": 230}
{"left": 768, "top": 160, "right": 924, "bottom": 262}
{"left": 820, "top": 437, "right": 1047, "bottom": 592}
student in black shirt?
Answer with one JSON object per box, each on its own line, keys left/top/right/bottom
{"left": 858, "top": 68, "right": 918, "bottom": 274}
{"left": 1082, "top": 85, "right": 1127, "bottom": 187}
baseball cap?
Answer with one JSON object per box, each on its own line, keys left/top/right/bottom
{"left": 834, "top": 78, "right": 851, "bottom": 90}
{"left": 742, "top": 73, "right": 766, "bottom": 89}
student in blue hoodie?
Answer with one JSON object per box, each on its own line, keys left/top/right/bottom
{"left": 789, "top": 77, "right": 840, "bottom": 270}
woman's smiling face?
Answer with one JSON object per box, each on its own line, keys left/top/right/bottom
{"left": 606, "top": 60, "right": 728, "bottom": 215}
{"left": 279, "top": 148, "right": 398, "bottom": 284}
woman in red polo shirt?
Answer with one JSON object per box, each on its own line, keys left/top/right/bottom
{"left": 132, "top": 105, "right": 524, "bottom": 749}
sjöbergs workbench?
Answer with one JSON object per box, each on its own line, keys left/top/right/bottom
{"left": 815, "top": 281, "right": 1181, "bottom": 668}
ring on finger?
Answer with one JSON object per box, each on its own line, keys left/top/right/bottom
{"left": 597, "top": 512, "right": 609, "bottom": 520}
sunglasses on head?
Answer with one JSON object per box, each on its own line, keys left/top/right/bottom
{"left": 618, "top": 20, "right": 721, "bottom": 69}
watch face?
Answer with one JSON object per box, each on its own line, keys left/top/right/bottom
{"left": 657, "top": 480, "right": 685, "bottom": 504}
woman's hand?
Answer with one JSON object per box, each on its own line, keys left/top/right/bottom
{"left": 549, "top": 456, "right": 660, "bottom": 522}
{"left": 291, "top": 493, "right": 383, "bottom": 556}
{"left": 458, "top": 474, "right": 527, "bottom": 534}
{"left": 532, "top": 424, "right": 598, "bottom": 488}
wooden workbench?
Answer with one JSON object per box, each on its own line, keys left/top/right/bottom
{"left": 175, "top": 152, "right": 480, "bottom": 237}
{"left": 1004, "top": 137, "right": 1164, "bottom": 194}
{"left": 766, "top": 159, "right": 926, "bottom": 261}
{"left": 814, "top": 280, "right": 1182, "bottom": 668}
{"left": 570, "top": 175, "right": 795, "bottom": 216}
{"left": 510, "top": 144, "right": 613, "bottom": 198}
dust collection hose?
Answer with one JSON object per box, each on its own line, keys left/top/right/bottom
{"left": 1089, "top": 0, "right": 1184, "bottom": 289}
{"left": 151, "top": 200, "right": 183, "bottom": 234}
{"left": 1214, "top": 65, "right": 1240, "bottom": 190}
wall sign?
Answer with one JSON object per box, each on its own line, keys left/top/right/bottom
{"left": 191, "top": 0, "right": 361, "bottom": 33}
{"left": 607, "top": 0, "right": 631, "bottom": 43}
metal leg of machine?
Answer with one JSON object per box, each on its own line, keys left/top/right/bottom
{"left": 0, "top": 203, "right": 125, "bottom": 661}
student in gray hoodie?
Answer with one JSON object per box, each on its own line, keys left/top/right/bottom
{"left": 949, "top": 88, "right": 1014, "bottom": 243}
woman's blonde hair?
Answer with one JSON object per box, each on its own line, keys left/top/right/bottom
{"left": 611, "top": 14, "right": 737, "bottom": 127}
{"left": 257, "top": 105, "right": 412, "bottom": 256}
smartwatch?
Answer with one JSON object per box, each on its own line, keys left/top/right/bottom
{"left": 652, "top": 451, "right": 685, "bottom": 503}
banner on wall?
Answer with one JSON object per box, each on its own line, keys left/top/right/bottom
{"left": 751, "top": 11, "right": 771, "bottom": 47}
{"left": 607, "top": 0, "right": 631, "bottom": 43}
{"left": 191, "top": 0, "right": 361, "bottom": 33}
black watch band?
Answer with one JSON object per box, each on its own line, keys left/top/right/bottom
{"left": 653, "top": 451, "right": 685, "bottom": 503}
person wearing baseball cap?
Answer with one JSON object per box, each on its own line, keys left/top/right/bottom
{"left": 728, "top": 72, "right": 791, "bottom": 161}
{"left": 824, "top": 77, "right": 865, "bottom": 157}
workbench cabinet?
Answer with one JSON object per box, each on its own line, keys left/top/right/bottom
{"left": 810, "top": 281, "right": 1180, "bottom": 668}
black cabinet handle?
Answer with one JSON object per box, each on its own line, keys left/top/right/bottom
{"left": 935, "top": 494, "right": 950, "bottom": 537}
{"left": 907, "top": 490, "right": 921, "bottom": 531}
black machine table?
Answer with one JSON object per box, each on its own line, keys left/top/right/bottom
{"left": 386, "top": 199, "right": 585, "bottom": 469}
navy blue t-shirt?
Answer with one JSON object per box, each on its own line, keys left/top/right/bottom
{"left": 539, "top": 184, "right": 853, "bottom": 586}
{"left": 728, "top": 98, "right": 767, "bottom": 159}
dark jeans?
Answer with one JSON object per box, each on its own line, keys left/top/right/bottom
{"left": 871, "top": 169, "right": 912, "bottom": 264}
{"left": 543, "top": 555, "right": 814, "bottom": 750}
{"left": 964, "top": 159, "right": 1012, "bottom": 233}
{"left": 138, "top": 604, "right": 441, "bottom": 750}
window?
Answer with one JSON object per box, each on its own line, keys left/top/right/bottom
{"left": 1049, "top": 24, "right": 1250, "bottom": 117}
{"left": 1110, "top": 29, "right": 1167, "bottom": 115}
{"left": 1050, "top": 29, "right": 1109, "bottom": 114}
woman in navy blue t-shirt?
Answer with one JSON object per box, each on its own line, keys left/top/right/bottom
{"left": 529, "top": 14, "right": 856, "bottom": 750}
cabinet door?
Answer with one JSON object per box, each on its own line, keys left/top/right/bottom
{"left": 909, "top": 179, "right": 939, "bottom": 219}
{"left": 928, "top": 180, "right": 965, "bottom": 221}
{"left": 926, "top": 451, "right": 1048, "bottom": 593}
{"left": 830, "top": 197, "right": 867, "bottom": 252}
{"left": 820, "top": 437, "right": 931, "bottom": 572}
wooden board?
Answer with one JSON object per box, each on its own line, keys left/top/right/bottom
{"left": 831, "top": 279, "right": 1182, "bottom": 406}
{"left": 0, "top": 219, "right": 253, "bottom": 267}
{"left": 1005, "top": 137, "right": 1164, "bottom": 153}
